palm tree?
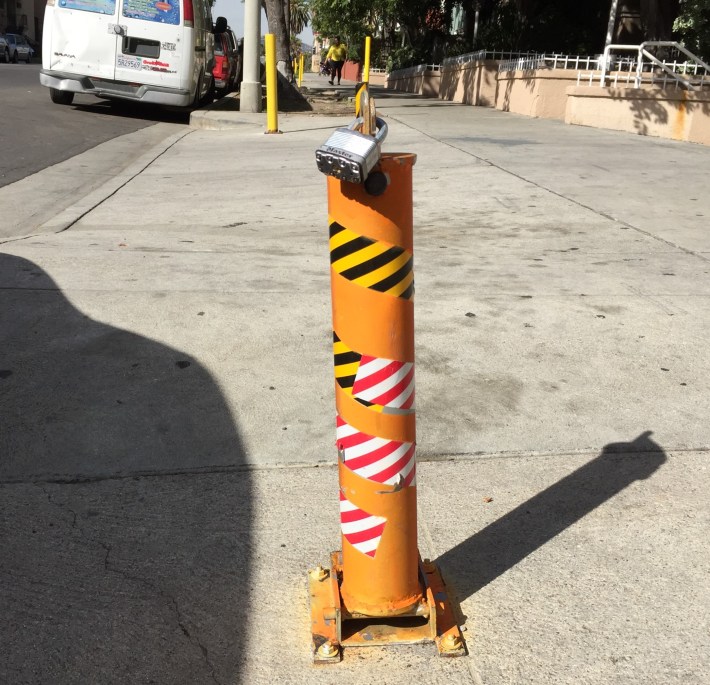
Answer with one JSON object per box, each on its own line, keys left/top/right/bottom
{"left": 289, "top": 0, "right": 310, "bottom": 36}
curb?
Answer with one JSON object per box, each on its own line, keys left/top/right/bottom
{"left": 189, "top": 92, "right": 266, "bottom": 130}
{"left": 37, "top": 129, "right": 193, "bottom": 234}
{"left": 189, "top": 109, "right": 265, "bottom": 130}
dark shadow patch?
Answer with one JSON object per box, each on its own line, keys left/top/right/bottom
{"left": 0, "top": 254, "right": 251, "bottom": 684}
{"left": 437, "top": 431, "right": 666, "bottom": 603}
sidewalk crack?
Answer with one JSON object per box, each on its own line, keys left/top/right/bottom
{"left": 32, "top": 483, "right": 221, "bottom": 684}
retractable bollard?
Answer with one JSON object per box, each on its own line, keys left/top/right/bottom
{"left": 309, "top": 95, "right": 465, "bottom": 663}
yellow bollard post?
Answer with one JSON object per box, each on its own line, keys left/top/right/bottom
{"left": 309, "top": 112, "right": 465, "bottom": 663}
{"left": 265, "top": 33, "right": 280, "bottom": 134}
{"left": 299, "top": 53, "right": 305, "bottom": 88}
{"left": 363, "top": 36, "right": 371, "bottom": 84}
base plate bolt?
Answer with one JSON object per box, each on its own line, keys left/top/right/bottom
{"left": 312, "top": 565, "right": 328, "bottom": 582}
{"left": 317, "top": 640, "right": 339, "bottom": 659}
{"left": 441, "top": 633, "right": 462, "bottom": 651}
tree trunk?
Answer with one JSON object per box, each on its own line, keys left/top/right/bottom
{"left": 263, "top": 0, "right": 293, "bottom": 80}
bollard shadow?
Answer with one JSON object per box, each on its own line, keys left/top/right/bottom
{"left": 436, "top": 431, "right": 667, "bottom": 604}
{"left": 0, "top": 253, "right": 251, "bottom": 684}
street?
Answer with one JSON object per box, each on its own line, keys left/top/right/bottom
{"left": 0, "top": 64, "right": 189, "bottom": 239}
{"left": 0, "top": 63, "right": 190, "bottom": 188}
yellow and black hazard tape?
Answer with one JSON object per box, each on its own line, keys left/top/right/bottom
{"left": 333, "top": 332, "right": 360, "bottom": 394}
{"left": 329, "top": 222, "right": 414, "bottom": 300}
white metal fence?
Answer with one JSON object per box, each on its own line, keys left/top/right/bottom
{"left": 392, "top": 42, "right": 709, "bottom": 91}
{"left": 498, "top": 54, "right": 602, "bottom": 72}
{"left": 443, "top": 50, "right": 537, "bottom": 66}
{"left": 387, "top": 63, "right": 441, "bottom": 80}
{"left": 591, "top": 42, "right": 710, "bottom": 91}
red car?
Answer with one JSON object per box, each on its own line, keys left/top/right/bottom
{"left": 212, "top": 32, "right": 239, "bottom": 96}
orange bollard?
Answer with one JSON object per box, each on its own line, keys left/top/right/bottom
{"left": 331, "top": 153, "right": 419, "bottom": 617}
{"left": 309, "top": 152, "right": 465, "bottom": 662}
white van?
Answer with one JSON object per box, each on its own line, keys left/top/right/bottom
{"left": 40, "top": 0, "right": 214, "bottom": 107}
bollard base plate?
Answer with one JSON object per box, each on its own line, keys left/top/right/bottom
{"left": 308, "top": 552, "right": 465, "bottom": 662}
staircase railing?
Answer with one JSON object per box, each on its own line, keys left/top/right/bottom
{"left": 594, "top": 42, "right": 710, "bottom": 91}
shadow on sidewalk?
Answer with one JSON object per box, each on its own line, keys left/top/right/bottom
{"left": 437, "top": 432, "right": 667, "bottom": 604}
{"left": 0, "top": 253, "right": 251, "bottom": 684}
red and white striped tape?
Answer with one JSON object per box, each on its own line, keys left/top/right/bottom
{"left": 336, "top": 415, "right": 416, "bottom": 488}
{"left": 340, "top": 490, "right": 386, "bottom": 557}
{"left": 352, "top": 355, "right": 415, "bottom": 411}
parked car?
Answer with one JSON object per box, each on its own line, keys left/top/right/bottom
{"left": 0, "top": 35, "right": 9, "bottom": 63}
{"left": 5, "top": 33, "right": 32, "bottom": 64}
{"left": 212, "top": 32, "right": 238, "bottom": 96}
{"left": 224, "top": 29, "right": 243, "bottom": 92}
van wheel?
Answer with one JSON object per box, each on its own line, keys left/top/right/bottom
{"left": 12, "top": 51, "right": 18, "bottom": 63}
{"left": 50, "top": 88, "right": 74, "bottom": 105}
{"left": 2, "top": 48, "right": 8, "bottom": 63}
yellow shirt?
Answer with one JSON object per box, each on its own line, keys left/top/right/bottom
{"left": 326, "top": 44, "right": 347, "bottom": 62}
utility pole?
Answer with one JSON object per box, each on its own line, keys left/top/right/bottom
{"left": 605, "top": 0, "right": 619, "bottom": 50}
{"left": 241, "top": 0, "right": 262, "bottom": 112}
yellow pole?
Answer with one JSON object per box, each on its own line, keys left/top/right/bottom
{"left": 265, "top": 33, "right": 280, "bottom": 134}
{"left": 363, "top": 36, "right": 371, "bottom": 83}
{"left": 299, "top": 53, "right": 305, "bottom": 87}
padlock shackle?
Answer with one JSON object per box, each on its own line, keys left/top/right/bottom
{"left": 347, "top": 116, "right": 388, "bottom": 145}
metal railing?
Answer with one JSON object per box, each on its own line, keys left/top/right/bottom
{"left": 593, "top": 42, "right": 710, "bottom": 90}
{"left": 391, "top": 42, "right": 709, "bottom": 92}
{"left": 443, "top": 50, "right": 538, "bottom": 66}
{"left": 387, "top": 63, "right": 441, "bottom": 80}
{"left": 498, "top": 53, "right": 602, "bottom": 72}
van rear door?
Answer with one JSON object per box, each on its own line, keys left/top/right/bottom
{"left": 114, "top": 0, "right": 183, "bottom": 90}
{"left": 49, "top": 0, "right": 119, "bottom": 80}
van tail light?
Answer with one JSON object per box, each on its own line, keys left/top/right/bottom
{"left": 183, "top": 0, "right": 194, "bottom": 26}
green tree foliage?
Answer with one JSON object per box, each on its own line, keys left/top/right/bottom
{"left": 311, "top": 0, "right": 689, "bottom": 69}
{"left": 674, "top": 0, "right": 710, "bottom": 58}
{"left": 290, "top": 0, "right": 311, "bottom": 35}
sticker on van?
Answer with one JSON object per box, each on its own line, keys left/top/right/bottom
{"left": 58, "top": 0, "right": 116, "bottom": 14}
{"left": 122, "top": 0, "right": 179, "bottom": 25}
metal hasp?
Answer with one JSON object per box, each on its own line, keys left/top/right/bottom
{"left": 310, "top": 122, "right": 465, "bottom": 662}
{"left": 309, "top": 553, "right": 464, "bottom": 662}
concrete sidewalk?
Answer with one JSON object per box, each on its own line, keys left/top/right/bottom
{"left": 1, "top": 74, "right": 709, "bottom": 684}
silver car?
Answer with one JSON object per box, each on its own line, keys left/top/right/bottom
{"left": 5, "top": 33, "right": 32, "bottom": 64}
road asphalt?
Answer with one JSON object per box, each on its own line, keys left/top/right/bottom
{"left": 1, "top": 71, "right": 708, "bottom": 684}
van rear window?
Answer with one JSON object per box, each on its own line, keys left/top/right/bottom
{"left": 122, "top": 0, "right": 180, "bottom": 24}
{"left": 58, "top": 0, "right": 116, "bottom": 15}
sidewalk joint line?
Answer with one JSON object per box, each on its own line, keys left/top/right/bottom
{"left": 2, "top": 445, "right": 705, "bottom": 486}
{"left": 55, "top": 128, "right": 194, "bottom": 234}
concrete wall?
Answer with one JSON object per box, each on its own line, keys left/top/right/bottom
{"left": 566, "top": 86, "right": 710, "bottom": 145}
{"left": 386, "top": 70, "right": 441, "bottom": 97}
{"left": 368, "top": 72, "right": 387, "bottom": 87}
{"left": 439, "top": 60, "right": 497, "bottom": 106}
{"left": 386, "top": 58, "right": 710, "bottom": 147}
{"left": 342, "top": 60, "right": 361, "bottom": 82}
{"left": 495, "top": 69, "right": 580, "bottom": 120}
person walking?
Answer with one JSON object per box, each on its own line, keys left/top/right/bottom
{"left": 325, "top": 36, "right": 347, "bottom": 86}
